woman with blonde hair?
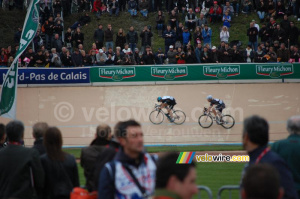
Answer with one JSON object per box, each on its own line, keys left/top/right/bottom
{"left": 116, "top": 28, "right": 126, "bottom": 50}
{"left": 220, "top": 26, "right": 230, "bottom": 43}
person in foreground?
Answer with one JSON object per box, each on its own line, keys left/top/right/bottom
{"left": 242, "top": 164, "right": 284, "bottom": 199}
{"left": 98, "top": 120, "right": 156, "bottom": 199}
{"left": 241, "top": 115, "right": 298, "bottom": 199}
{"left": 271, "top": 115, "right": 300, "bottom": 198}
{"left": 154, "top": 152, "right": 198, "bottom": 199}
{"left": 0, "top": 120, "right": 45, "bottom": 199}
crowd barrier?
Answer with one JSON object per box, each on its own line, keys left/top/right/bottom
{"left": 1, "top": 63, "right": 300, "bottom": 86}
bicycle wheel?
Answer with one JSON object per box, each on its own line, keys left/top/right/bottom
{"left": 173, "top": 110, "right": 186, "bottom": 125}
{"left": 198, "top": 115, "right": 213, "bottom": 128}
{"left": 149, "top": 110, "right": 164, "bottom": 124}
{"left": 221, "top": 115, "right": 235, "bottom": 129}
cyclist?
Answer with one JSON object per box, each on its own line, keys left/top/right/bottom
{"left": 157, "top": 96, "right": 177, "bottom": 122}
{"left": 206, "top": 95, "right": 225, "bottom": 123}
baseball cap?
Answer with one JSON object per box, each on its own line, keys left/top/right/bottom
{"left": 99, "top": 49, "right": 103, "bottom": 53}
{"left": 135, "top": 48, "right": 139, "bottom": 51}
{"left": 158, "top": 48, "right": 162, "bottom": 51}
{"left": 252, "top": 19, "right": 255, "bottom": 22}
{"left": 214, "top": 1, "right": 218, "bottom": 3}
{"left": 169, "top": 45, "right": 174, "bottom": 48}
{"left": 212, "top": 46, "right": 216, "bottom": 50}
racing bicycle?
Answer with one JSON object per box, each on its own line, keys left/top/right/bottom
{"left": 149, "top": 104, "right": 186, "bottom": 125}
{"left": 198, "top": 107, "right": 235, "bottom": 129}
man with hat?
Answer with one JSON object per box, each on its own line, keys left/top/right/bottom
{"left": 209, "top": 1, "right": 222, "bottom": 23}
{"left": 167, "top": 45, "right": 177, "bottom": 64}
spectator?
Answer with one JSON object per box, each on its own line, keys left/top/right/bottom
{"left": 241, "top": 115, "right": 298, "bottom": 199}
{"left": 139, "top": 0, "right": 149, "bottom": 18}
{"left": 275, "top": 1, "right": 285, "bottom": 19}
{"left": 175, "top": 47, "right": 186, "bottom": 64}
{"left": 94, "top": 24, "right": 105, "bottom": 49}
{"left": 74, "top": 27, "right": 84, "bottom": 48}
{"left": 140, "top": 26, "right": 153, "bottom": 53}
{"left": 41, "top": 127, "right": 79, "bottom": 199}
{"left": 209, "top": 1, "right": 222, "bottom": 23}
{"left": 81, "top": 50, "right": 91, "bottom": 66}
{"left": 155, "top": 48, "right": 166, "bottom": 64}
{"left": 126, "top": 26, "right": 139, "bottom": 53}
{"left": 70, "top": 12, "right": 91, "bottom": 30}
{"left": 257, "top": 0, "right": 266, "bottom": 22}
{"left": 175, "top": 23, "right": 184, "bottom": 48}
{"left": 241, "top": 0, "right": 252, "bottom": 14}
{"left": 201, "top": 0, "right": 213, "bottom": 16}
{"left": 153, "top": 152, "right": 198, "bottom": 199}
{"left": 259, "top": 23, "right": 270, "bottom": 43}
{"left": 78, "top": 0, "right": 89, "bottom": 12}
{"left": 81, "top": 124, "right": 112, "bottom": 191}
{"left": 198, "top": 13, "right": 208, "bottom": 28}
{"left": 128, "top": 0, "right": 138, "bottom": 16}
{"left": 72, "top": 48, "right": 83, "bottom": 67}
{"left": 277, "top": 43, "right": 290, "bottom": 62}
{"left": 195, "top": 43, "right": 202, "bottom": 63}
{"left": 0, "top": 124, "right": 6, "bottom": 149}
{"left": 122, "top": 43, "right": 133, "bottom": 56}
{"left": 193, "top": 26, "right": 202, "bottom": 47}
{"left": 242, "top": 164, "right": 284, "bottom": 199}
{"left": 169, "top": 10, "right": 179, "bottom": 29}
{"left": 92, "top": 0, "right": 102, "bottom": 19}
{"left": 232, "top": 45, "right": 244, "bottom": 62}
{"left": 273, "top": 24, "right": 286, "bottom": 44}
{"left": 244, "top": 44, "right": 254, "bottom": 62}
{"left": 202, "top": 24, "right": 212, "bottom": 48}
{"left": 116, "top": 28, "right": 126, "bottom": 50}
{"left": 133, "top": 48, "right": 143, "bottom": 65}
{"left": 185, "top": 47, "right": 197, "bottom": 63}
{"left": 51, "top": 48, "right": 62, "bottom": 67}
{"left": 0, "top": 50, "right": 8, "bottom": 66}
{"left": 265, "top": 46, "right": 277, "bottom": 62}
{"left": 223, "top": 1, "right": 234, "bottom": 17}
{"left": 98, "top": 120, "right": 157, "bottom": 198}
{"left": 142, "top": 45, "right": 155, "bottom": 64}
{"left": 272, "top": 115, "right": 300, "bottom": 198}
{"left": 222, "top": 11, "right": 231, "bottom": 28}
{"left": 247, "top": 22, "right": 258, "bottom": 51}
{"left": 108, "top": 0, "right": 119, "bottom": 16}
{"left": 33, "top": 49, "right": 46, "bottom": 67}
{"left": 231, "top": 0, "right": 240, "bottom": 16}
{"left": 220, "top": 26, "right": 230, "bottom": 43}
{"left": 280, "top": 15, "right": 290, "bottom": 38}
{"left": 267, "top": 0, "right": 275, "bottom": 18}
{"left": 105, "top": 24, "right": 114, "bottom": 50}
{"left": 44, "top": 50, "right": 51, "bottom": 66}
{"left": 167, "top": 45, "right": 177, "bottom": 64}
{"left": 211, "top": 45, "right": 219, "bottom": 63}
{"left": 290, "top": 46, "right": 300, "bottom": 62}
{"left": 14, "top": 27, "right": 22, "bottom": 44}
{"left": 289, "top": 21, "right": 299, "bottom": 46}
{"left": 163, "top": 25, "right": 176, "bottom": 54}
{"left": 182, "top": 27, "right": 192, "bottom": 47}
{"left": 156, "top": 10, "right": 165, "bottom": 36}
{"left": 53, "top": 0, "right": 62, "bottom": 20}
{"left": 185, "top": 8, "right": 198, "bottom": 31}
{"left": 61, "top": 49, "right": 73, "bottom": 67}
{"left": 0, "top": 120, "right": 44, "bottom": 199}
{"left": 219, "top": 42, "right": 232, "bottom": 63}
{"left": 51, "top": 33, "right": 63, "bottom": 53}
{"left": 254, "top": 46, "right": 267, "bottom": 63}
{"left": 200, "top": 46, "right": 211, "bottom": 63}
{"left": 96, "top": 49, "right": 107, "bottom": 65}
{"left": 44, "top": 17, "right": 55, "bottom": 49}
{"left": 114, "top": 49, "right": 123, "bottom": 65}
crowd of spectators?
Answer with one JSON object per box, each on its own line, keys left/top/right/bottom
{"left": 0, "top": 115, "right": 299, "bottom": 199}
{"left": 0, "top": 0, "right": 300, "bottom": 67}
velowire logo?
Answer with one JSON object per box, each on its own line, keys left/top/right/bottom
{"left": 256, "top": 65, "right": 293, "bottom": 78}
{"left": 203, "top": 65, "right": 240, "bottom": 79}
{"left": 151, "top": 66, "right": 188, "bottom": 80}
{"left": 99, "top": 67, "right": 135, "bottom": 81}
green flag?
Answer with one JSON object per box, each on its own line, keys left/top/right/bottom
{"left": 0, "top": 0, "right": 40, "bottom": 119}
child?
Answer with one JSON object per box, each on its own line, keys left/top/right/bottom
{"left": 222, "top": 11, "right": 231, "bottom": 28}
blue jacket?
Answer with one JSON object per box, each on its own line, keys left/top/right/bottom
{"left": 242, "top": 145, "right": 299, "bottom": 199}
{"left": 163, "top": 30, "right": 176, "bottom": 46}
{"left": 98, "top": 149, "right": 156, "bottom": 199}
{"left": 202, "top": 28, "right": 212, "bottom": 44}
{"left": 182, "top": 31, "right": 191, "bottom": 45}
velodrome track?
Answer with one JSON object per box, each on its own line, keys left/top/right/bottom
{"left": 0, "top": 83, "right": 299, "bottom": 147}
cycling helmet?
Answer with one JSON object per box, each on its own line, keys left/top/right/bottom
{"left": 157, "top": 96, "right": 162, "bottom": 102}
{"left": 207, "top": 95, "right": 213, "bottom": 100}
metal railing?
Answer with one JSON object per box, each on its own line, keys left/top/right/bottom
{"left": 217, "top": 185, "right": 240, "bottom": 199}
{"left": 198, "top": 185, "right": 213, "bottom": 199}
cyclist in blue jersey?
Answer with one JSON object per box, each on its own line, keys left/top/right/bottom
{"left": 206, "top": 95, "right": 226, "bottom": 122}
{"left": 157, "top": 96, "right": 177, "bottom": 122}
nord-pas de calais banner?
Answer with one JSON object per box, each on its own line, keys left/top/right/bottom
{"left": 0, "top": 0, "right": 40, "bottom": 119}
{"left": 0, "top": 68, "right": 90, "bottom": 84}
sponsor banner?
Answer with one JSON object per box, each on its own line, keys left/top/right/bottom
{"left": 256, "top": 65, "right": 293, "bottom": 78}
{"left": 203, "top": 65, "right": 240, "bottom": 79}
{"left": 151, "top": 66, "right": 188, "bottom": 80}
{"left": 0, "top": 68, "right": 90, "bottom": 84}
{"left": 99, "top": 67, "right": 135, "bottom": 81}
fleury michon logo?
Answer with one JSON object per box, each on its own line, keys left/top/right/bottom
{"left": 151, "top": 66, "right": 188, "bottom": 80}
{"left": 203, "top": 65, "right": 240, "bottom": 79}
{"left": 99, "top": 67, "right": 135, "bottom": 81}
{"left": 256, "top": 65, "right": 293, "bottom": 78}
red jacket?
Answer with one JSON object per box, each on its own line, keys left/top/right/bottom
{"left": 92, "top": 0, "right": 102, "bottom": 12}
{"left": 209, "top": 5, "right": 222, "bottom": 15}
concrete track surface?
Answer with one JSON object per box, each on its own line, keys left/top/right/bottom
{"left": 0, "top": 83, "right": 299, "bottom": 147}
